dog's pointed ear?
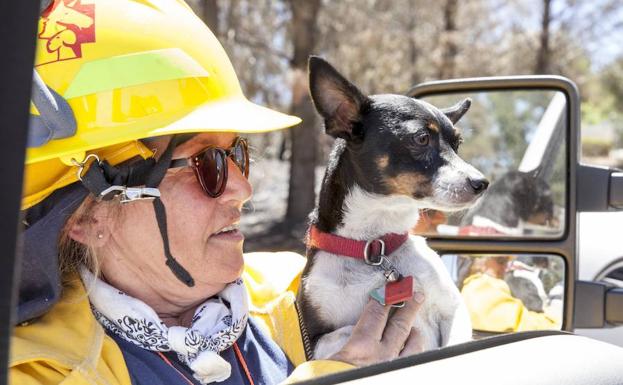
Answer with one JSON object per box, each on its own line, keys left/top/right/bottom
{"left": 442, "top": 98, "right": 471, "bottom": 124}
{"left": 308, "top": 56, "right": 368, "bottom": 141}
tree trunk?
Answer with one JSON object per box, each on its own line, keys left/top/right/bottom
{"left": 535, "top": 0, "right": 552, "bottom": 74}
{"left": 439, "top": 0, "right": 458, "bottom": 79}
{"left": 285, "top": 0, "right": 322, "bottom": 225}
{"left": 201, "top": 0, "right": 220, "bottom": 36}
{"left": 407, "top": 4, "right": 421, "bottom": 87}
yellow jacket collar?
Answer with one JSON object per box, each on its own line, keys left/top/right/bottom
{"left": 11, "top": 253, "right": 354, "bottom": 385}
{"left": 11, "top": 276, "right": 132, "bottom": 385}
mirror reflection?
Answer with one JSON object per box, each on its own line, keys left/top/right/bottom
{"left": 414, "top": 90, "right": 567, "bottom": 238}
{"left": 442, "top": 254, "right": 564, "bottom": 335}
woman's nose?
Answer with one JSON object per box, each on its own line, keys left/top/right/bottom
{"left": 218, "top": 158, "right": 252, "bottom": 204}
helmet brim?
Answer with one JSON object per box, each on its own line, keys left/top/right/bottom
{"left": 151, "top": 97, "right": 301, "bottom": 135}
{"left": 26, "top": 98, "right": 301, "bottom": 165}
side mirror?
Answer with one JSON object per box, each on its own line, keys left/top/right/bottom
{"left": 408, "top": 76, "right": 580, "bottom": 333}
{"left": 410, "top": 76, "right": 623, "bottom": 333}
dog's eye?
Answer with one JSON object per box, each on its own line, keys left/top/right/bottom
{"left": 414, "top": 134, "right": 430, "bottom": 146}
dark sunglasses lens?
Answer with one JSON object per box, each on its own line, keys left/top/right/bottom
{"left": 198, "top": 149, "right": 226, "bottom": 196}
{"left": 232, "top": 140, "right": 248, "bottom": 177}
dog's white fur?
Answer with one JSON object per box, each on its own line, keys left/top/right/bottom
{"left": 304, "top": 185, "right": 472, "bottom": 359}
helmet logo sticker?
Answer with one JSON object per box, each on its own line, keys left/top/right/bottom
{"left": 37, "top": 0, "right": 95, "bottom": 66}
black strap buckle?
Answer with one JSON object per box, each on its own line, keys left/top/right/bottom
{"left": 99, "top": 185, "right": 161, "bottom": 203}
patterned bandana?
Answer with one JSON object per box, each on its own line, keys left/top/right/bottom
{"left": 80, "top": 268, "right": 249, "bottom": 384}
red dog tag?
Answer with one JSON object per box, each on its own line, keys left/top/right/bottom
{"left": 384, "top": 276, "right": 414, "bottom": 305}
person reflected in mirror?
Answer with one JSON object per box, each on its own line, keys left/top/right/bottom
{"left": 459, "top": 171, "right": 556, "bottom": 236}
{"left": 412, "top": 209, "right": 447, "bottom": 234}
{"left": 459, "top": 256, "right": 562, "bottom": 332}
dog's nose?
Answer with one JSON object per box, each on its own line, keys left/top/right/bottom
{"left": 468, "top": 177, "right": 489, "bottom": 194}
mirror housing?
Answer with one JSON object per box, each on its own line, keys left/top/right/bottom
{"left": 574, "top": 281, "right": 623, "bottom": 327}
{"left": 408, "top": 76, "right": 580, "bottom": 331}
{"left": 410, "top": 75, "right": 623, "bottom": 333}
{"left": 577, "top": 166, "right": 623, "bottom": 211}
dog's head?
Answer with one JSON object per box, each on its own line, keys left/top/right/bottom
{"left": 309, "top": 56, "right": 488, "bottom": 211}
{"left": 460, "top": 171, "right": 555, "bottom": 229}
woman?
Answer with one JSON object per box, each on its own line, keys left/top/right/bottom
{"left": 460, "top": 257, "right": 561, "bottom": 332}
{"left": 12, "top": 1, "right": 424, "bottom": 384}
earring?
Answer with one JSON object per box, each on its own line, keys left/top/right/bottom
{"left": 97, "top": 233, "right": 104, "bottom": 239}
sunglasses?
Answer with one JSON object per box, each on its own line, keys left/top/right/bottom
{"left": 169, "top": 137, "right": 249, "bottom": 197}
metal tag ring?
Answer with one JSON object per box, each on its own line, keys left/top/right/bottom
{"left": 364, "top": 239, "right": 385, "bottom": 266}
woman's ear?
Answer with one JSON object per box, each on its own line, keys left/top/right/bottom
{"left": 67, "top": 202, "right": 112, "bottom": 247}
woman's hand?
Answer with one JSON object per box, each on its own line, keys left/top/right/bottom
{"left": 330, "top": 293, "right": 425, "bottom": 366}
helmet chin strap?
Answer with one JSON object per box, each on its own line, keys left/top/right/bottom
{"left": 145, "top": 136, "right": 195, "bottom": 287}
{"left": 79, "top": 135, "right": 195, "bottom": 287}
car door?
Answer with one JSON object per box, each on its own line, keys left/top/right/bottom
{"left": 0, "top": 2, "right": 41, "bottom": 384}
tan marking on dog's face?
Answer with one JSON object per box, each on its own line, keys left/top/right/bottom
{"left": 376, "top": 155, "right": 390, "bottom": 170}
{"left": 453, "top": 126, "right": 462, "bottom": 138}
{"left": 384, "top": 172, "right": 432, "bottom": 197}
{"left": 427, "top": 122, "right": 439, "bottom": 133}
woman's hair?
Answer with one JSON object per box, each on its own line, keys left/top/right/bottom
{"left": 57, "top": 195, "right": 122, "bottom": 285}
{"left": 55, "top": 150, "right": 157, "bottom": 285}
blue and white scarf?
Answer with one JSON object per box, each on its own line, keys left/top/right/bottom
{"left": 80, "top": 268, "right": 249, "bottom": 384}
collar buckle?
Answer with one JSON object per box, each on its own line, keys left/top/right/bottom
{"left": 363, "top": 239, "right": 400, "bottom": 282}
{"left": 363, "top": 239, "right": 385, "bottom": 265}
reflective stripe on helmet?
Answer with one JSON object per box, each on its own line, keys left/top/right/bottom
{"left": 63, "top": 48, "right": 210, "bottom": 99}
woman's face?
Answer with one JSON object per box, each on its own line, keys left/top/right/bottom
{"left": 92, "top": 133, "right": 252, "bottom": 303}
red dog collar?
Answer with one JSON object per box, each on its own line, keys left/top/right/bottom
{"left": 308, "top": 225, "right": 413, "bottom": 306}
{"left": 307, "top": 225, "right": 409, "bottom": 263}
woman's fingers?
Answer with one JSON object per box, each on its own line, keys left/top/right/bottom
{"left": 380, "top": 293, "right": 425, "bottom": 354}
{"left": 399, "top": 327, "right": 424, "bottom": 358}
{"left": 330, "top": 292, "right": 426, "bottom": 366}
{"left": 350, "top": 299, "right": 391, "bottom": 342}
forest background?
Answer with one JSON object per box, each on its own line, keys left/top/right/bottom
{"left": 184, "top": 0, "right": 623, "bottom": 252}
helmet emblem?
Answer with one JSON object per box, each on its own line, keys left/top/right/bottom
{"left": 37, "top": 0, "right": 95, "bottom": 66}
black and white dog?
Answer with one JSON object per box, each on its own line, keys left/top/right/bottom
{"left": 298, "top": 57, "right": 489, "bottom": 359}
{"left": 460, "top": 170, "right": 555, "bottom": 233}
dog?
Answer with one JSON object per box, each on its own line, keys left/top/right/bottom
{"left": 459, "top": 170, "right": 555, "bottom": 234}
{"left": 297, "top": 56, "right": 489, "bottom": 359}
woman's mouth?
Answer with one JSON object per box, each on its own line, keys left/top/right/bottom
{"left": 211, "top": 224, "right": 244, "bottom": 241}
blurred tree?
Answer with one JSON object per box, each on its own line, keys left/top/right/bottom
{"left": 602, "top": 57, "right": 623, "bottom": 113}
{"left": 439, "top": 0, "right": 458, "bottom": 79}
{"left": 184, "top": 0, "right": 623, "bottom": 249}
{"left": 535, "top": 0, "right": 552, "bottom": 74}
{"left": 201, "top": 0, "right": 219, "bottom": 35}
{"left": 285, "top": 0, "right": 322, "bottom": 225}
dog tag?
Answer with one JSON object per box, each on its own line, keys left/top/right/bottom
{"left": 385, "top": 276, "right": 413, "bottom": 306}
{"left": 369, "top": 285, "right": 386, "bottom": 305}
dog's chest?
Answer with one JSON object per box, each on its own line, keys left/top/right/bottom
{"left": 303, "top": 235, "right": 458, "bottom": 329}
